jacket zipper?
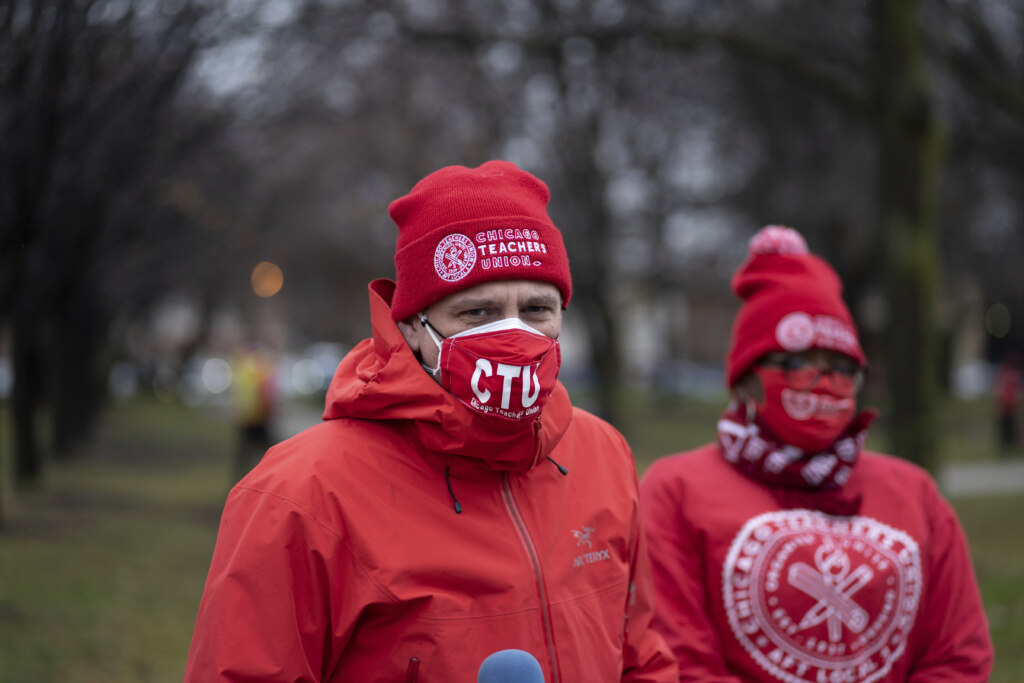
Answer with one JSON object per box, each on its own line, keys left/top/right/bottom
{"left": 501, "top": 472, "right": 561, "bottom": 683}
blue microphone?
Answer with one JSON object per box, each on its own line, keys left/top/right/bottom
{"left": 477, "top": 649, "right": 544, "bottom": 683}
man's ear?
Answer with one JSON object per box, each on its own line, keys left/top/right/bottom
{"left": 396, "top": 316, "right": 422, "bottom": 354}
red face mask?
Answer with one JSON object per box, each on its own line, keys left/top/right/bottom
{"left": 421, "top": 315, "right": 561, "bottom": 426}
{"left": 751, "top": 367, "right": 856, "bottom": 453}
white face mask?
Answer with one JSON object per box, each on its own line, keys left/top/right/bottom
{"left": 418, "top": 315, "right": 548, "bottom": 374}
{"left": 417, "top": 314, "right": 562, "bottom": 424}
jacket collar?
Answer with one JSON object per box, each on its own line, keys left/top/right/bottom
{"left": 323, "top": 279, "right": 573, "bottom": 472}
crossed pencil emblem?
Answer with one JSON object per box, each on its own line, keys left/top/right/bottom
{"left": 787, "top": 545, "right": 873, "bottom": 643}
{"left": 444, "top": 246, "right": 469, "bottom": 271}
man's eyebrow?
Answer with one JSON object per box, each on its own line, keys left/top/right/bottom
{"left": 443, "top": 296, "right": 498, "bottom": 312}
{"left": 521, "top": 293, "right": 561, "bottom": 307}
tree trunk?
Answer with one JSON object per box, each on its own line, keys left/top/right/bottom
{"left": 872, "top": 0, "right": 946, "bottom": 473}
{"left": 12, "top": 312, "right": 45, "bottom": 486}
{"left": 51, "top": 291, "right": 104, "bottom": 459}
{"left": 557, "top": 113, "right": 628, "bottom": 431}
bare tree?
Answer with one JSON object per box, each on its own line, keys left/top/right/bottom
{"left": 0, "top": 0, "right": 211, "bottom": 520}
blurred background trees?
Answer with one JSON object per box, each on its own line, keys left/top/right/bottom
{"left": 2, "top": 0, "right": 1023, "bottom": 523}
{"left": 1, "top": 0, "right": 220, "bottom": 512}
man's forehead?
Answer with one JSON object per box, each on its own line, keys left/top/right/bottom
{"left": 437, "top": 280, "right": 561, "bottom": 308}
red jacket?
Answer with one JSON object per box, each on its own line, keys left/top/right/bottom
{"left": 640, "top": 444, "right": 993, "bottom": 683}
{"left": 184, "top": 279, "right": 677, "bottom": 682}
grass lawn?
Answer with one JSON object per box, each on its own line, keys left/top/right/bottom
{"left": 0, "top": 394, "right": 1021, "bottom": 681}
{"left": 952, "top": 494, "right": 1024, "bottom": 682}
{"left": 0, "top": 399, "right": 234, "bottom": 683}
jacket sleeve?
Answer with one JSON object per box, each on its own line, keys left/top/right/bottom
{"left": 907, "top": 485, "right": 994, "bottom": 682}
{"left": 639, "top": 463, "right": 743, "bottom": 682}
{"left": 621, "top": 469, "right": 681, "bottom": 683}
{"left": 184, "top": 486, "right": 376, "bottom": 682}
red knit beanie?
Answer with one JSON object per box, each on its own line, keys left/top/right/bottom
{"left": 388, "top": 161, "right": 572, "bottom": 322}
{"left": 725, "top": 225, "right": 866, "bottom": 387}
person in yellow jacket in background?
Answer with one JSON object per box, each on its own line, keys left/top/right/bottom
{"left": 230, "top": 343, "right": 277, "bottom": 480}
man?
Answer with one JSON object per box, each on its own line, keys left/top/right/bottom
{"left": 639, "top": 226, "right": 993, "bottom": 682}
{"left": 184, "top": 161, "right": 677, "bottom": 681}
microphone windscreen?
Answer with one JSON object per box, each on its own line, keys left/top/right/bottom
{"left": 477, "top": 649, "right": 544, "bottom": 683}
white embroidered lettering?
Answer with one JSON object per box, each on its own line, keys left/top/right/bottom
{"left": 471, "top": 359, "right": 492, "bottom": 404}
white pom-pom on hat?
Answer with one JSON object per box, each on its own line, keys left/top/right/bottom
{"left": 749, "top": 225, "right": 808, "bottom": 256}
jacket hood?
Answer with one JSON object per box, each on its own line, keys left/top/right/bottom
{"left": 322, "top": 279, "right": 573, "bottom": 472}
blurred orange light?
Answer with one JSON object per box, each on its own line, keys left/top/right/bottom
{"left": 251, "top": 261, "right": 284, "bottom": 297}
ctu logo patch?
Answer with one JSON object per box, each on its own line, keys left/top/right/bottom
{"left": 433, "top": 234, "right": 477, "bottom": 282}
{"left": 723, "top": 510, "right": 921, "bottom": 683}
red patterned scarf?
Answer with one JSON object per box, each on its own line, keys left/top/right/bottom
{"left": 717, "top": 402, "right": 876, "bottom": 515}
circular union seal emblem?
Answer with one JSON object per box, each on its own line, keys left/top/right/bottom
{"left": 723, "top": 510, "right": 921, "bottom": 683}
{"left": 776, "top": 312, "right": 816, "bottom": 352}
{"left": 433, "top": 234, "right": 477, "bottom": 282}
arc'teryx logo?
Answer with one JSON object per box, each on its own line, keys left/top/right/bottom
{"left": 571, "top": 526, "right": 611, "bottom": 568}
{"left": 572, "top": 526, "right": 595, "bottom": 548}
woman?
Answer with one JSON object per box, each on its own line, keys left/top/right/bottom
{"left": 640, "top": 225, "right": 993, "bottom": 682}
